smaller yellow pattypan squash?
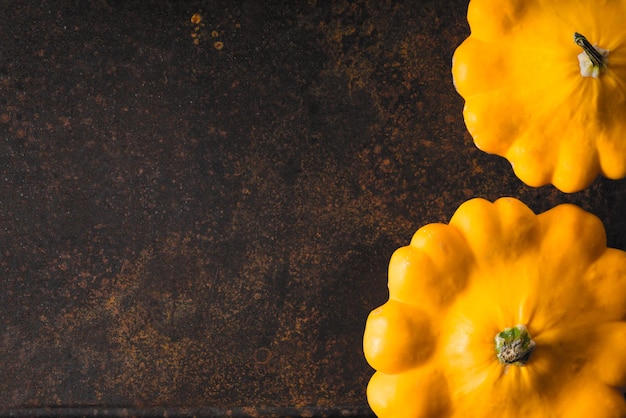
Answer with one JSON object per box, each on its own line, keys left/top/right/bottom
{"left": 363, "top": 197, "right": 626, "bottom": 417}
{"left": 452, "top": 0, "right": 626, "bottom": 193}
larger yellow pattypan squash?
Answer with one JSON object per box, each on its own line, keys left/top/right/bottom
{"left": 363, "top": 197, "right": 626, "bottom": 417}
{"left": 452, "top": 0, "right": 626, "bottom": 193}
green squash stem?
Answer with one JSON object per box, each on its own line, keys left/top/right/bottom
{"left": 574, "top": 32, "right": 608, "bottom": 78}
{"left": 495, "top": 324, "right": 536, "bottom": 366}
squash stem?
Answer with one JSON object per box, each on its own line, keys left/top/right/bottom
{"left": 494, "top": 324, "right": 536, "bottom": 366}
{"left": 574, "top": 32, "right": 608, "bottom": 78}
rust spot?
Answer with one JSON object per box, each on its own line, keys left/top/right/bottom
{"left": 190, "top": 13, "right": 202, "bottom": 25}
{"left": 253, "top": 348, "right": 272, "bottom": 365}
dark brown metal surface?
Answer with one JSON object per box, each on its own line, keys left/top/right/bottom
{"left": 2, "top": 0, "right": 625, "bottom": 417}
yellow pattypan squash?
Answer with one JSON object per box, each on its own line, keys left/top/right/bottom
{"left": 363, "top": 197, "right": 626, "bottom": 417}
{"left": 452, "top": 0, "right": 626, "bottom": 193}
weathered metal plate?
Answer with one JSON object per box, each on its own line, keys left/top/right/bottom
{"left": 2, "top": 0, "right": 625, "bottom": 416}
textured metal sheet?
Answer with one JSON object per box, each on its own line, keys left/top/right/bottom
{"left": 1, "top": 0, "right": 625, "bottom": 416}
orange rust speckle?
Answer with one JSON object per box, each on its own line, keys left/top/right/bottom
{"left": 214, "top": 41, "right": 224, "bottom": 50}
{"left": 211, "top": 30, "right": 219, "bottom": 38}
{"left": 190, "top": 13, "right": 202, "bottom": 25}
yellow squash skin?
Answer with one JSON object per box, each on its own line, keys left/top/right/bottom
{"left": 451, "top": 0, "right": 626, "bottom": 193}
{"left": 363, "top": 197, "right": 626, "bottom": 417}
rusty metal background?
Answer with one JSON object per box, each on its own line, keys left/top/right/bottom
{"left": 2, "top": 0, "right": 625, "bottom": 417}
